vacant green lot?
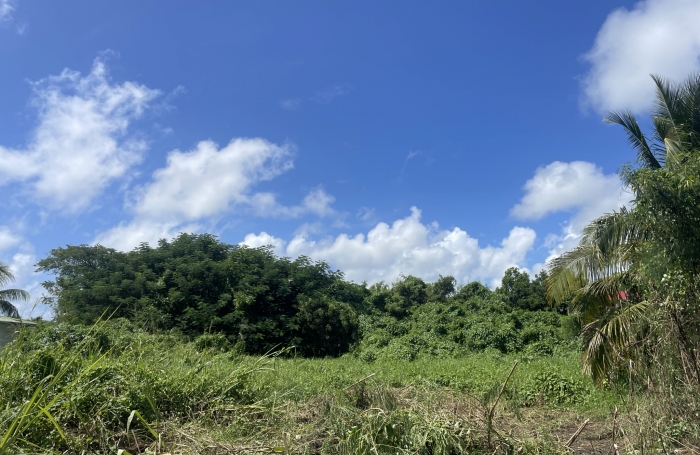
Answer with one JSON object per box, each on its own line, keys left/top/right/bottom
{"left": 0, "top": 322, "right": 623, "bottom": 455}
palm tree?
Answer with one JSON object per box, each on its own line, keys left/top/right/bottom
{"left": 547, "top": 73, "right": 700, "bottom": 383}
{"left": 0, "top": 263, "right": 29, "bottom": 320}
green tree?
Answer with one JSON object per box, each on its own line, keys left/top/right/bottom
{"left": 548, "top": 73, "right": 700, "bottom": 383}
{"left": 37, "top": 234, "right": 364, "bottom": 357}
{"left": 428, "top": 275, "right": 456, "bottom": 302}
{"left": 498, "top": 267, "right": 548, "bottom": 311}
{"left": 455, "top": 281, "right": 491, "bottom": 301}
{"left": 0, "top": 263, "right": 29, "bottom": 319}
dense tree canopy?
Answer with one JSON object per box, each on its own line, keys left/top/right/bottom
{"left": 497, "top": 267, "right": 548, "bottom": 311}
{"left": 38, "top": 233, "right": 559, "bottom": 358}
{"left": 37, "top": 234, "right": 364, "bottom": 356}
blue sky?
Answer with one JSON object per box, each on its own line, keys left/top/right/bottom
{"left": 2, "top": 0, "right": 699, "bottom": 316}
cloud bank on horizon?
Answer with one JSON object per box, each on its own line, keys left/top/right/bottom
{"left": 242, "top": 208, "right": 537, "bottom": 288}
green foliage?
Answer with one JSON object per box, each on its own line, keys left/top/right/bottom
{"left": 0, "top": 321, "right": 614, "bottom": 453}
{"left": 37, "top": 233, "right": 566, "bottom": 361}
{"left": 498, "top": 267, "right": 549, "bottom": 311}
{"left": 338, "top": 409, "right": 468, "bottom": 455}
{"left": 548, "top": 73, "right": 700, "bottom": 386}
{"left": 428, "top": 275, "right": 456, "bottom": 302}
{"left": 456, "top": 280, "right": 491, "bottom": 301}
{"left": 355, "top": 289, "right": 576, "bottom": 361}
{"left": 0, "top": 321, "right": 273, "bottom": 453}
{"left": 527, "top": 371, "right": 588, "bottom": 405}
{"left": 36, "top": 234, "right": 364, "bottom": 357}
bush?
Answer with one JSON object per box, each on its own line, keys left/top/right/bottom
{"left": 194, "top": 333, "right": 231, "bottom": 352}
{"left": 524, "top": 371, "right": 589, "bottom": 405}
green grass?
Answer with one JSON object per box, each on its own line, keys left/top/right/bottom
{"left": 259, "top": 351, "right": 617, "bottom": 410}
{"left": 0, "top": 322, "right": 622, "bottom": 454}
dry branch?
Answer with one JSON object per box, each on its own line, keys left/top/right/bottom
{"left": 566, "top": 419, "right": 590, "bottom": 448}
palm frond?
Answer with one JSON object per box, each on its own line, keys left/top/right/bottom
{"left": 0, "top": 300, "right": 20, "bottom": 319}
{"left": 652, "top": 73, "right": 700, "bottom": 160}
{"left": 679, "top": 73, "right": 700, "bottom": 149}
{"left": 0, "top": 263, "right": 16, "bottom": 288}
{"left": 547, "top": 210, "right": 643, "bottom": 316}
{"left": 0, "top": 288, "right": 30, "bottom": 303}
{"left": 546, "top": 259, "right": 588, "bottom": 305}
{"left": 581, "top": 271, "right": 631, "bottom": 302}
{"left": 651, "top": 75, "right": 682, "bottom": 126}
{"left": 605, "top": 110, "right": 662, "bottom": 169}
{"left": 581, "top": 301, "right": 649, "bottom": 383}
{"left": 583, "top": 210, "right": 647, "bottom": 261}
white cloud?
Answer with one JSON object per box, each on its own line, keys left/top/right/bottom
{"left": 250, "top": 187, "right": 339, "bottom": 219}
{"left": 511, "top": 161, "right": 627, "bottom": 221}
{"left": 0, "top": 56, "right": 160, "bottom": 212}
{"left": 0, "top": 0, "right": 14, "bottom": 22}
{"left": 279, "top": 98, "right": 301, "bottom": 111}
{"left": 95, "top": 138, "right": 338, "bottom": 250}
{"left": 132, "top": 138, "right": 293, "bottom": 222}
{"left": 240, "top": 231, "right": 286, "bottom": 257}
{"left": 357, "top": 207, "right": 376, "bottom": 222}
{"left": 311, "top": 85, "right": 349, "bottom": 104}
{"left": 242, "top": 207, "right": 536, "bottom": 287}
{"left": 511, "top": 161, "right": 632, "bottom": 263}
{"left": 0, "top": 226, "right": 21, "bottom": 251}
{"left": 582, "top": 0, "right": 700, "bottom": 113}
{"left": 94, "top": 219, "right": 202, "bottom": 252}
{"left": 96, "top": 138, "right": 292, "bottom": 249}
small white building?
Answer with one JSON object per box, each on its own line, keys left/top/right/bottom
{"left": 0, "top": 316, "right": 36, "bottom": 347}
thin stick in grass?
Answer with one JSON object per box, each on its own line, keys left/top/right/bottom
{"left": 486, "top": 361, "right": 518, "bottom": 448}
{"left": 566, "top": 419, "right": 590, "bottom": 448}
{"left": 343, "top": 372, "right": 376, "bottom": 391}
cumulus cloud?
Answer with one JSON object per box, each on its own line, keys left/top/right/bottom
{"left": 240, "top": 231, "right": 287, "bottom": 257}
{"left": 511, "top": 161, "right": 632, "bottom": 263}
{"left": 96, "top": 138, "right": 338, "bottom": 250}
{"left": 0, "top": 56, "right": 160, "bottom": 212}
{"left": 250, "top": 187, "right": 338, "bottom": 219}
{"left": 0, "top": 226, "right": 21, "bottom": 251}
{"left": 242, "top": 207, "right": 536, "bottom": 287}
{"left": 96, "top": 138, "right": 292, "bottom": 249}
{"left": 131, "top": 138, "right": 293, "bottom": 222}
{"left": 582, "top": 0, "right": 700, "bottom": 113}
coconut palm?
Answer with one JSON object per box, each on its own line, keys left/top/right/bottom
{"left": 0, "top": 263, "right": 29, "bottom": 319}
{"left": 547, "top": 73, "right": 700, "bottom": 383}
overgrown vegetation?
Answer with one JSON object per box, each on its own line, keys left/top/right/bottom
{"left": 548, "top": 73, "right": 700, "bottom": 451}
{"left": 35, "top": 235, "right": 559, "bottom": 362}
{"left": 36, "top": 237, "right": 363, "bottom": 357}
{"left": 1, "top": 320, "right": 614, "bottom": 454}
{"left": 2, "top": 248, "right": 605, "bottom": 454}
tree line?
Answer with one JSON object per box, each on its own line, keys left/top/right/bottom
{"left": 31, "top": 234, "right": 557, "bottom": 357}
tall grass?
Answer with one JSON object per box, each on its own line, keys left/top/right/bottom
{"left": 0, "top": 321, "right": 273, "bottom": 453}
{"left": 0, "top": 321, "right": 619, "bottom": 454}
